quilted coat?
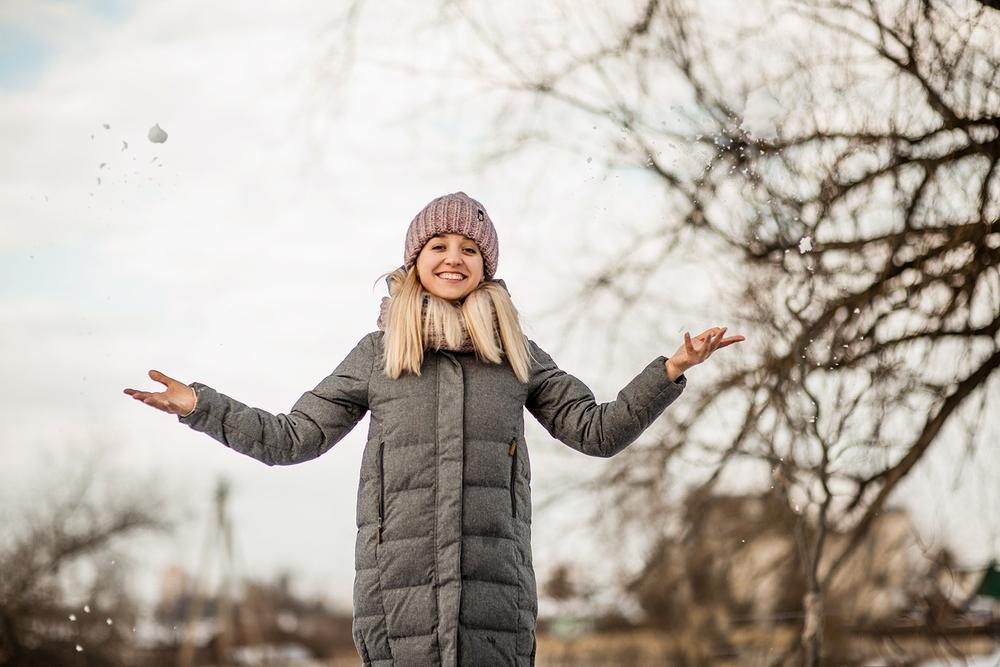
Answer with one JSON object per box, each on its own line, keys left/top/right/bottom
{"left": 177, "top": 330, "right": 687, "bottom": 666}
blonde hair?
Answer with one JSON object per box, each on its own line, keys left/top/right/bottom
{"left": 378, "top": 267, "right": 532, "bottom": 383}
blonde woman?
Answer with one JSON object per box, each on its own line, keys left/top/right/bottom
{"left": 124, "top": 191, "right": 744, "bottom": 666}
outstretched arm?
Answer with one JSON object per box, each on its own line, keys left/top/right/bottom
{"left": 171, "top": 333, "right": 374, "bottom": 466}
{"left": 524, "top": 340, "right": 687, "bottom": 458}
{"left": 525, "top": 327, "right": 744, "bottom": 458}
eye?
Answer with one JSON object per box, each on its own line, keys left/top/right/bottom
{"left": 463, "top": 246, "right": 478, "bottom": 254}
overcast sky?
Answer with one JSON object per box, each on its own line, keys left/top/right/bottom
{"left": 2, "top": 0, "right": 998, "bottom": 615}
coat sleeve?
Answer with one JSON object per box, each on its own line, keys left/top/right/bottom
{"left": 524, "top": 339, "right": 687, "bottom": 458}
{"left": 176, "top": 332, "right": 375, "bottom": 466}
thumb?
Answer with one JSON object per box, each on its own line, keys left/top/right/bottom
{"left": 148, "top": 369, "right": 175, "bottom": 387}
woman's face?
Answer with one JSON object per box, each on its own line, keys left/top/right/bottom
{"left": 415, "top": 233, "right": 485, "bottom": 301}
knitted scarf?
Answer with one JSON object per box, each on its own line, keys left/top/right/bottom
{"left": 376, "top": 279, "right": 509, "bottom": 353}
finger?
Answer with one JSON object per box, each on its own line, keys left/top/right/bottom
{"left": 130, "top": 390, "right": 165, "bottom": 404}
{"left": 148, "top": 369, "right": 175, "bottom": 387}
{"left": 701, "top": 331, "right": 718, "bottom": 352}
{"left": 703, "top": 333, "right": 718, "bottom": 357}
{"left": 684, "top": 332, "right": 695, "bottom": 354}
{"left": 717, "top": 336, "right": 746, "bottom": 348}
{"left": 692, "top": 333, "right": 707, "bottom": 355}
{"left": 142, "top": 398, "right": 164, "bottom": 413}
{"left": 712, "top": 327, "right": 727, "bottom": 351}
{"left": 142, "top": 396, "right": 171, "bottom": 413}
{"left": 703, "top": 330, "right": 723, "bottom": 357}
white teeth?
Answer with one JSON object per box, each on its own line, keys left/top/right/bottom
{"left": 438, "top": 273, "right": 465, "bottom": 280}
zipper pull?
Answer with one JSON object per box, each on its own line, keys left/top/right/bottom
{"left": 376, "top": 517, "right": 383, "bottom": 544}
{"left": 508, "top": 439, "right": 518, "bottom": 456}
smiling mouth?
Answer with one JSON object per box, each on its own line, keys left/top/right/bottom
{"left": 436, "top": 273, "right": 467, "bottom": 282}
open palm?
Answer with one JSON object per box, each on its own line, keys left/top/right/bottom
{"left": 670, "top": 326, "right": 745, "bottom": 374}
{"left": 123, "top": 370, "right": 196, "bottom": 416}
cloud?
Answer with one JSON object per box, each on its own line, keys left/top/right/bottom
{"left": 0, "top": 0, "right": 748, "bottom": 608}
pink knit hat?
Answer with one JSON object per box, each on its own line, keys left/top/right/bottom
{"left": 403, "top": 192, "right": 499, "bottom": 280}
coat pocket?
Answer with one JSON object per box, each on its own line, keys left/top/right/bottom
{"left": 376, "top": 440, "right": 385, "bottom": 544}
{"left": 508, "top": 438, "right": 518, "bottom": 519}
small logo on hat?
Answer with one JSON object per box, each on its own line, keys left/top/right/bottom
{"left": 477, "top": 209, "right": 484, "bottom": 221}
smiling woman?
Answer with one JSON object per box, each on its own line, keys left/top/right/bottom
{"left": 125, "top": 191, "right": 741, "bottom": 666}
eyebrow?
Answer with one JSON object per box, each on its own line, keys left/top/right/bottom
{"left": 430, "top": 235, "right": 476, "bottom": 245}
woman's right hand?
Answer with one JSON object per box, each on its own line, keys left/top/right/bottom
{"left": 123, "top": 370, "right": 197, "bottom": 416}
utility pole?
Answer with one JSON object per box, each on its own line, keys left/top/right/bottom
{"left": 176, "top": 479, "right": 240, "bottom": 667}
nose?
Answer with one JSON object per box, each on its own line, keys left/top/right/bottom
{"left": 443, "top": 249, "right": 463, "bottom": 265}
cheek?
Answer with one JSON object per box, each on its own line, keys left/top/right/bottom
{"left": 415, "top": 253, "right": 433, "bottom": 277}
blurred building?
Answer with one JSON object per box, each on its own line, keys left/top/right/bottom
{"left": 535, "top": 491, "right": 999, "bottom": 665}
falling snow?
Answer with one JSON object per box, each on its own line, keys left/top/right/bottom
{"left": 742, "top": 89, "right": 783, "bottom": 140}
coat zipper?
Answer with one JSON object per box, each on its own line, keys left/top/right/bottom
{"left": 376, "top": 441, "right": 385, "bottom": 544}
{"left": 509, "top": 438, "right": 518, "bottom": 519}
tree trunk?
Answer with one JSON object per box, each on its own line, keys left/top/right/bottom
{"left": 802, "top": 591, "right": 823, "bottom": 666}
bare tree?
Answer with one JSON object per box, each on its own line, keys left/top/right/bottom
{"left": 316, "top": 0, "right": 1000, "bottom": 662}
{"left": 0, "top": 460, "right": 170, "bottom": 667}
{"left": 319, "top": 0, "right": 1000, "bottom": 664}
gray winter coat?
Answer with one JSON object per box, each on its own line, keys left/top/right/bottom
{"left": 177, "top": 331, "right": 686, "bottom": 666}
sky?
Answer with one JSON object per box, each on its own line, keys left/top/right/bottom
{"left": 2, "top": 0, "right": 998, "bottom": 617}
{"left": 0, "top": 0, "right": 709, "bottom": 611}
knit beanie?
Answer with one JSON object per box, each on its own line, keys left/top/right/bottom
{"left": 403, "top": 192, "right": 499, "bottom": 280}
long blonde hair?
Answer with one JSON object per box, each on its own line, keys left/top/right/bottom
{"left": 379, "top": 267, "right": 532, "bottom": 383}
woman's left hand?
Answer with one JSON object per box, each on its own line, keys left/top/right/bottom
{"left": 667, "top": 327, "right": 745, "bottom": 379}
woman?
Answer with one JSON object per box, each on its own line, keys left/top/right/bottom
{"left": 124, "top": 191, "right": 744, "bottom": 666}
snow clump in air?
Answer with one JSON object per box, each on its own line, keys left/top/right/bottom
{"left": 148, "top": 124, "right": 168, "bottom": 143}
{"left": 741, "top": 88, "right": 784, "bottom": 140}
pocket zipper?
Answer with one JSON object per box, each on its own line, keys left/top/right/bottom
{"left": 376, "top": 441, "right": 385, "bottom": 544}
{"left": 509, "top": 438, "right": 518, "bottom": 519}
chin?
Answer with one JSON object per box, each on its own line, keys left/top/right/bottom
{"left": 430, "top": 283, "right": 473, "bottom": 301}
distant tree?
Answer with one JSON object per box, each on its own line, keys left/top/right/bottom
{"left": 542, "top": 563, "right": 579, "bottom": 604}
{"left": 0, "top": 461, "right": 169, "bottom": 667}
{"left": 154, "top": 568, "right": 357, "bottom": 663}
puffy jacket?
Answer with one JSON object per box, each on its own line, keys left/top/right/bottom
{"left": 177, "top": 331, "right": 687, "bottom": 666}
